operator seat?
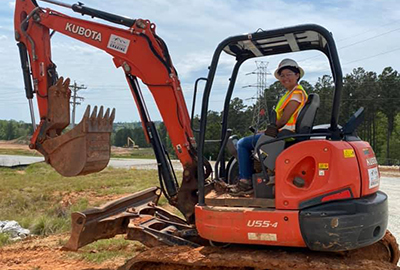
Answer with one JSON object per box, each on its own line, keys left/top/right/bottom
{"left": 292, "top": 93, "right": 320, "bottom": 141}
{"left": 258, "top": 93, "right": 320, "bottom": 171}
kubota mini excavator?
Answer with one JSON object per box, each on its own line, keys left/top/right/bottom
{"left": 14, "top": 0, "right": 400, "bottom": 269}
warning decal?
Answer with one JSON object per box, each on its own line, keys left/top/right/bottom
{"left": 318, "top": 163, "right": 329, "bottom": 170}
{"left": 107, "top": 34, "right": 130, "bottom": 54}
{"left": 368, "top": 167, "right": 380, "bottom": 189}
{"left": 343, "top": 149, "right": 355, "bottom": 158}
{"left": 248, "top": 232, "right": 277, "bottom": 241}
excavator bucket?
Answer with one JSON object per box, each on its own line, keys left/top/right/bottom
{"left": 42, "top": 105, "right": 115, "bottom": 177}
{"left": 38, "top": 78, "right": 115, "bottom": 177}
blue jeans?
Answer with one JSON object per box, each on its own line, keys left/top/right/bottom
{"left": 237, "top": 133, "right": 262, "bottom": 180}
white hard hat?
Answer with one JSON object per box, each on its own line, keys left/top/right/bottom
{"left": 274, "top": 58, "right": 304, "bottom": 79}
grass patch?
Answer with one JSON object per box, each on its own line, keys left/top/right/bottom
{"left": 0, "top": 232, "right": 11, "bottom": 246}
{"left": 0, "top": 161, "right": 185, "bottom": 265}
{"left": 0, "top": 148, "right": 39, "bottom": 156}
{"left": 30, "top": 216, "right": 69, "bottom": 235}
{"left": 0, "top": 163, "right": 160, "bottom": 236}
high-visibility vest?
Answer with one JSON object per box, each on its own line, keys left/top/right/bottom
{"left": 275, "top": 84, "right": 308, "bottom": 132}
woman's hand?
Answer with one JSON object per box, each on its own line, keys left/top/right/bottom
{"left": 264, "top": 125, "right": 278, "bottom": 137}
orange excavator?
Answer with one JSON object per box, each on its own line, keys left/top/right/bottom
{"left": 14, "top": 0, "right": 400, "bottom": 269}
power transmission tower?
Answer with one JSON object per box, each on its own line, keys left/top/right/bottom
{"left": 243, "top": 61, "right": 271, "bottom": 130}
{"left": 69, "top": 81, "right": 86, "bottom": 128}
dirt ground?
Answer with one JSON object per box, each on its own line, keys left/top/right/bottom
{"left": 1, "top": 232, "right": 399, "bottom": 270}
{"left": 0, "top": 140, "right": 35, "bottom": 151}
{"left": 379, "top": 166, "right": 400, "bottom": 178}
{"left": 125, "top": 242, "right": 400, "bottom": 270}
{"left": 0, "top": 234, "right": 126, "bottom": 270}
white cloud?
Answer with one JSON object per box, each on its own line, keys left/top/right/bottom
{"left": 2, "top": 0, "right": 400, "bottom": 122}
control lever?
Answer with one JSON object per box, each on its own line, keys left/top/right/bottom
{"left": 342, "top": 107, "right": 365, "bottom": 135}
{"left": 269, "top": 109, "right": 277, "bottom": 126}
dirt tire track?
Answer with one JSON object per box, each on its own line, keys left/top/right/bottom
{"left": 0, "top": 234, "right": 123, "bottom": 270}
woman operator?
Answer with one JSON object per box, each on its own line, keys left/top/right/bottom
{"left": 229, "top": 58, "right": 308, "bottom": 195}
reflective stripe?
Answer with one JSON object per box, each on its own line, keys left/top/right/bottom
{"left": 275, "top": 85, "right": 308, "bottom": 131}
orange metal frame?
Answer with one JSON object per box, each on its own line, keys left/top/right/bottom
{"left": 195, "top": 139, "right": 380, "bottom": 245}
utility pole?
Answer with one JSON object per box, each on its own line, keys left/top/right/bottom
{"left": 69, "top": 81, "right": 86, "bottom": 128}
{"left": 243, "top": 61, "right": 271, "bottom": 130}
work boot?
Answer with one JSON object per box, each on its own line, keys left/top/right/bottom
{"left": 266, "top": 169, "right": 275, "bottom": 185}
{"left": 228, "top": 179, "right": 253, "bottom": 196}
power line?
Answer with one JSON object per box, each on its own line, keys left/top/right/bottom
{"left": 340, "top": 26, "right": 400, "bottom": 50}
{"left": 343, "top": 47, "right": 400, "bottom": 65}
{"left": 337, "top": 19, "right": 400, "bottom": 42}
{"left": 298, "top": 23, "right": 400, "bottom": 63}
{"left": 69, "top": 81, "right": 86, "bottom": 128}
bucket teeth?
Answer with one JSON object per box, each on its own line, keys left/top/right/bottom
{"left": 55, "top": 77, "right": 63, "bottom": 88}
{"left": 104, "top": 108, "right": 110, "bottom": 119}
{"left": 110, "top": 108, "right": 116, "bottom": 123}
{"left": 98, "top": 106, "right": 104, "bottom": 119}
{"left": 45, "top": 77, "right": 71, "bottom": 134}
{"left": 80, "top": 105, "right": 115, "bottom": 133}
{"left": 56, "top": 76, "right": 70, "bottom": 89}
{"left": 83, "top": 105, "right": 91, "bottom": 118}
{"left": 90, "top": 106, "right": 98, "bottom": 119}
{"left": 52, "top": 77, "right": 70, "bottom": 98}
{"left": 62, "top": 77, "right": 70, "bottom": 89}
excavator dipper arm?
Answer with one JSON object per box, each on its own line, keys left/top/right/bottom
{"left": 14, "top": 0, "right": 209, "bottom": 221}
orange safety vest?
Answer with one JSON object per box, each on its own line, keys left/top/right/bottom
{"left": 275, "top": 84, "right": 308, "bottom": 132}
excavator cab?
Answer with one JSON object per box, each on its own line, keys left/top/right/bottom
{"left": 194, "top": 24, "right": 392, "bottom": 252}
{"left": 194, "top": 25, "right": 340, "bottom": 186}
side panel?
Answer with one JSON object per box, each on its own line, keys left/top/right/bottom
{"left": 195, "top": 206, "right": 306, "bottom": 247}
{"left": 275, "top": 140, "right": 361, "bottom": 210}
{"left": 348, "top": 141, "right": 380, "bottom": 196}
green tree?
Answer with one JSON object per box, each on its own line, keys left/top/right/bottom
{"left": 378, "top": 67, "right": 400, "bottom": 163}
{"left": 227, "top": 97, "right": 252, "bottom": 136}
{"left": 131, "top": 127, "right": 149, "bottom": 148}
{"left": 310, "top": 75, "right": 334, "bottom": 125}
{"left": 5, "top": 121, "right": 15, "bottom": 140}
{"left": 114, "top": 128, "right": 133, "bottom": 147}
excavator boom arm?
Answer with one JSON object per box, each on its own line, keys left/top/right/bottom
{"left": 15, "top": 0, "right": 195, "bottom": 164}
{"left": 14, "top": 0, "right": 205, "bottom": 221}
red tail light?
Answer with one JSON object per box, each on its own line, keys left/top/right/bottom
{"left": 321, "top": 189, "right": 352, "bottom": 202}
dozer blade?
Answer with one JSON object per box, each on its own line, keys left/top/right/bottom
{"left": 42, "top": 104, "right": 115, "bottom": 177}
{"left": 63, "top": 187, "right": 161, "bottom": 251}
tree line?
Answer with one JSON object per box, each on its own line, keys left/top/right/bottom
{"left": 1, "top": 66, "right": 399, "bottom": 165}
{"left": 197, "top": 66, "right": 400, "bottom": 165}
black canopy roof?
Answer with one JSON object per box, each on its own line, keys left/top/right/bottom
{"left": 223, "top": 27, "right": 329, "bottom": 59}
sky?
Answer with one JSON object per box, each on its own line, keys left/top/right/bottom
{"left": 1, "top": 0, "right": 400, "bottom": 124}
